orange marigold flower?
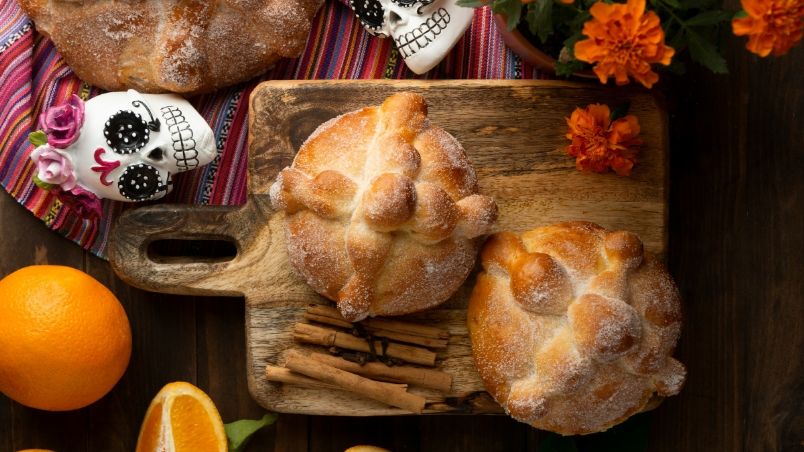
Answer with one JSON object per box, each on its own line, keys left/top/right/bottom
{"left": 732, "top": 0, "right": 804, "bottom": 57}
{"left": 574, "top": 0, "right": 675, "bottom": 88}
{"left": 565, "top": 104, "right": 642, "bottom": 176}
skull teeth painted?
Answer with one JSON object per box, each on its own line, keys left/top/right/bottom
{"left": 395, "top": 7, "right": 450, "bottom": 59}
{"left": 161, "top": 105, "right": 200, "bottom": 171}
{"left": 349, "top": 0, "right": 473, "bottom": 74}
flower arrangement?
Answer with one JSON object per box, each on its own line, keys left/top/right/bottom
{"left": 29, "top": 94, "right": 103, "bottom": 219}
{"left": 565, "top": 103, "right": 642, "bottom": 175}
{"left": 461, "top": 0, "right": 804, "bottom": 87}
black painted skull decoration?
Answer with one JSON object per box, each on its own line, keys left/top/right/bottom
{"left": 29, "top": 90, "right": 217, "bottom": 214}
{"left": 350, "top": 0, "right": 474, "bottom": 73}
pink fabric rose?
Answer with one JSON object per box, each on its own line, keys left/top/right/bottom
{"left": 30, "top": 145, "right": 77, "bottom": 190}
{"left": 56, "top": 185, "right": 103, "bottom": 220}
{"left": 39, "top": 94, "right": 85, "bottom": 148}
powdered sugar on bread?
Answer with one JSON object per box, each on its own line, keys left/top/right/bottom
{"left": 467, "top": 222, "right": 686, "bottom": 435}
{"left": 270, "top": 92, "right": 498, "bottom": 321}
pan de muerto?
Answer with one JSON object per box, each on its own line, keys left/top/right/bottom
{"left": 18, "top": 0, "right": 323, "bottom": 94}
{"left": 270, "top": 92, "right": 498, "bottom": 321}
{"left": 468, "top": 222, "right": 685, "bottom": 434}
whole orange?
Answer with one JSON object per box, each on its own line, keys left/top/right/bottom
{"left": 0, "top": 265, "right": 132, "bottom": 411}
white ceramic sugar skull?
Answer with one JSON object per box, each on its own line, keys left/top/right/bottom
{"left": 30, "top": 90, "right": 216, "bottom": 208}
{"left": 350, "top": 0, "right": 474, "bottom": 74}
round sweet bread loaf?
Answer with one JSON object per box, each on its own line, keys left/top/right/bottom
{"left": 18, "top": 0, "right": 323, "bottom": 94}
{"left": 270, "top": 92, "right": 498, "bottom": 321}
{"left": 467, "top": 222, "right": 685, "bottom": 435}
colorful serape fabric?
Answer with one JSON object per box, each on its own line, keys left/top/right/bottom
{"left": 0, "top": 0, "right": 547, "bottom": 259}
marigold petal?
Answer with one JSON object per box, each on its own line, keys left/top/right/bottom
{"left": 574, "top": 39, "right": 599, "bottom": 63}
{"left": 592, "top": 64, "right": 612, "bottom": 84}
{"left": 658, "top": 46, "right": 675, "bottom": 66}
{"left": 589, "top": 1, "right": 614, "bottom": 22}
{"left": 611, "top": 157, "right": 635, "bottom": 176}
{"left": 590, "top": 105, "right": 612, "bottom": 127}
{"left": 633, "top": 68, "right": 659, "bottom": 88}
{"left": 747, "top": 34, "right": 774, "bottom": 56}
{"left": 614, "top": 66, "right": 631, "bottom": 85}
{"left": 740, "top": 0, "right": 765, "bottom": 18}
{"left": 731, "top": 17, "right": 755, "bottom": 36}
{"left": 627, "top": 0, "right": 647, "bottom": 20}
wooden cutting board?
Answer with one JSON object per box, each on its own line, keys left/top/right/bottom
{"left": 109, "top": 80, "right": 668, "bottom": 416}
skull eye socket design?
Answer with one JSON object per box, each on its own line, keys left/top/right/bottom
{"left": 117, "top": 163, "right": 164, "bottom": 201}
{"left": 350, "top": 0, "right": 385, "bottom": 32}
{"left": 350, "top": 0, "right": 438, "bottom": 36}
{"left": 394, "top": 0, "right": 435, "bottom": 7}
{"left": 103, "top": 110, "right": 150, "bottom": 155}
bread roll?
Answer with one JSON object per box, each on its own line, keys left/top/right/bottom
{"left": 270, "top": 92, "right": 498, "bottom": 321}
{"left": 468, "top": 222, "right": 685, "bottom": 435}
{"left": 19, "top": 0, "right": 323, "bottom": 94}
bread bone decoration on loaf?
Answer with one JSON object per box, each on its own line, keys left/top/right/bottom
{"left": 270, "top": 92, "right": 498, "bottom": 322}
{"left": 18, "top": 0, "right": 323, "bottom": 94}
{"left": 468, "top": 222, "right": 686, "bottom": 435}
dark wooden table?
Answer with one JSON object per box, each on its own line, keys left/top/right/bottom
{"left": 1, "top": 37, "right": 802, "bottom": 452}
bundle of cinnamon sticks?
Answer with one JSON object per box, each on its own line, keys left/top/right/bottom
{"left": 265, "top": 304, "right": 453, "bottom": 413}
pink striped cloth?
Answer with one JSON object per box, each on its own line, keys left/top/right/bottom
{"left": 0, "top": 0, "right": 547, "bottom": 258}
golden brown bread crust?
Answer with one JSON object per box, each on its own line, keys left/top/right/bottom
{"left": 19, "top": 0, "right": 323, "bottom": 94}
{"left": 467, "top": 222, "right": 685, "bottom": 435}
{"left": 270, "top": 92, "right": 498, "bottom": 321}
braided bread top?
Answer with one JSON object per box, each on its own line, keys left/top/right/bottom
{"left": 19, "top": 0, "right": 323, "bottom": 94}
{"left": 467, "top": 222, "right": 685, "bottom": 435}
{"left": 270, "top": 92, "right": 498, "bottom": 321}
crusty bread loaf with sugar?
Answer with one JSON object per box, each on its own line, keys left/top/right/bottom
{"left": 270, "top": 92, "right": 498, "bottom": 321}
{"left": 19, "top": 0, "right": 323, "bottom": 94}
{"left": 468, "top": 222, "right": 685, "bottom": 435}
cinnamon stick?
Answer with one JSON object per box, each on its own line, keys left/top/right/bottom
{"left": 363, "top": 318, "right": 449, "bottom": 340}
{"left": 293, "top": 323, "right": 436, "bottom": 366}
{"left": 306, "top": 305, "right": 449, "bottom": 338}
{"left": 305, "top": 304, "right": 450, "bottom": 347}
{"left": 284, "top": 350, "right": 426, "bottom": 413}
{"left": 303, "top": 311, "right": 448, "bottom": 348}
{"left": 265, "top": 365, "right": 407, "bottom": 391}
{"left": 308, "top": 352, "right": 452, "bottom": 392}
{"left": 265, "top": 366, "right": 341, "bottom": 391}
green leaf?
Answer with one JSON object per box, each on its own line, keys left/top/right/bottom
{"left": 685, "top": 10, "right": 733, "bottom": 26}
{"left": 563, "top": 31, "right": 586, "bottom": 59}
{"left": 660, "top": 0, "right": 682, "bottom": 9}
{"left": 668, "top": 27, "right": 687, "bottom": 51}
{"left": 540, "top": 433, "right": 579, "bottom": 452}
{"left": 526, "top": 0, "right": 554, "bottom": 43}
{"left": 686, "top": 28, "right": 728, "bottom": 73}
{"left": 32, "top": 173, "right": 55, "bottom": 191}
{"left": 224, "top": 413, "right": 278, "bottom": 452}
{"left": 733, "top": 9, "right": 748, "bottom": 18}
{"left": 456, "top": 0, "right": 487, "bottom": 7}
{"left": 555, "top": 60, "right": 586, "bottom": 77}
{"left": 489, "top": 0, "right": 524, "bottom": 30}
{"left": 29, "top": 130, "right": 47, "bottom": 147}
{"left": 610, "top": 101, "right": 632, "bottom": 121}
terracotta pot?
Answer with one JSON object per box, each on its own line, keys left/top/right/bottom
{"left": 493, "top": 15, "right": 597, "bottom": 79}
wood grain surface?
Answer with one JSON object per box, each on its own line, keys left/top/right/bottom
{"left": 109, "top": 80, "right": 669, "bottom": 416}
{"left": 1, "top": 41, "right": 801, "bottom": 450}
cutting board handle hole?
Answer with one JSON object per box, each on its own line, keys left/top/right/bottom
{"left": 147, "top": 239, "right": 237, "bottom": 264}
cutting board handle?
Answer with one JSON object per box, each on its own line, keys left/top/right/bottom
{"left": 108, "top": 198, "right": 273, "bottom": 297}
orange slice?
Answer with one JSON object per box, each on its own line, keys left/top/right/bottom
{"left": 135, "top": 382, "right": 226, "bottom": 452}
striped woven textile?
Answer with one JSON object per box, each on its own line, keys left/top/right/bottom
{"left": 0, "top": 0, "right": 547, "bottom": 259}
